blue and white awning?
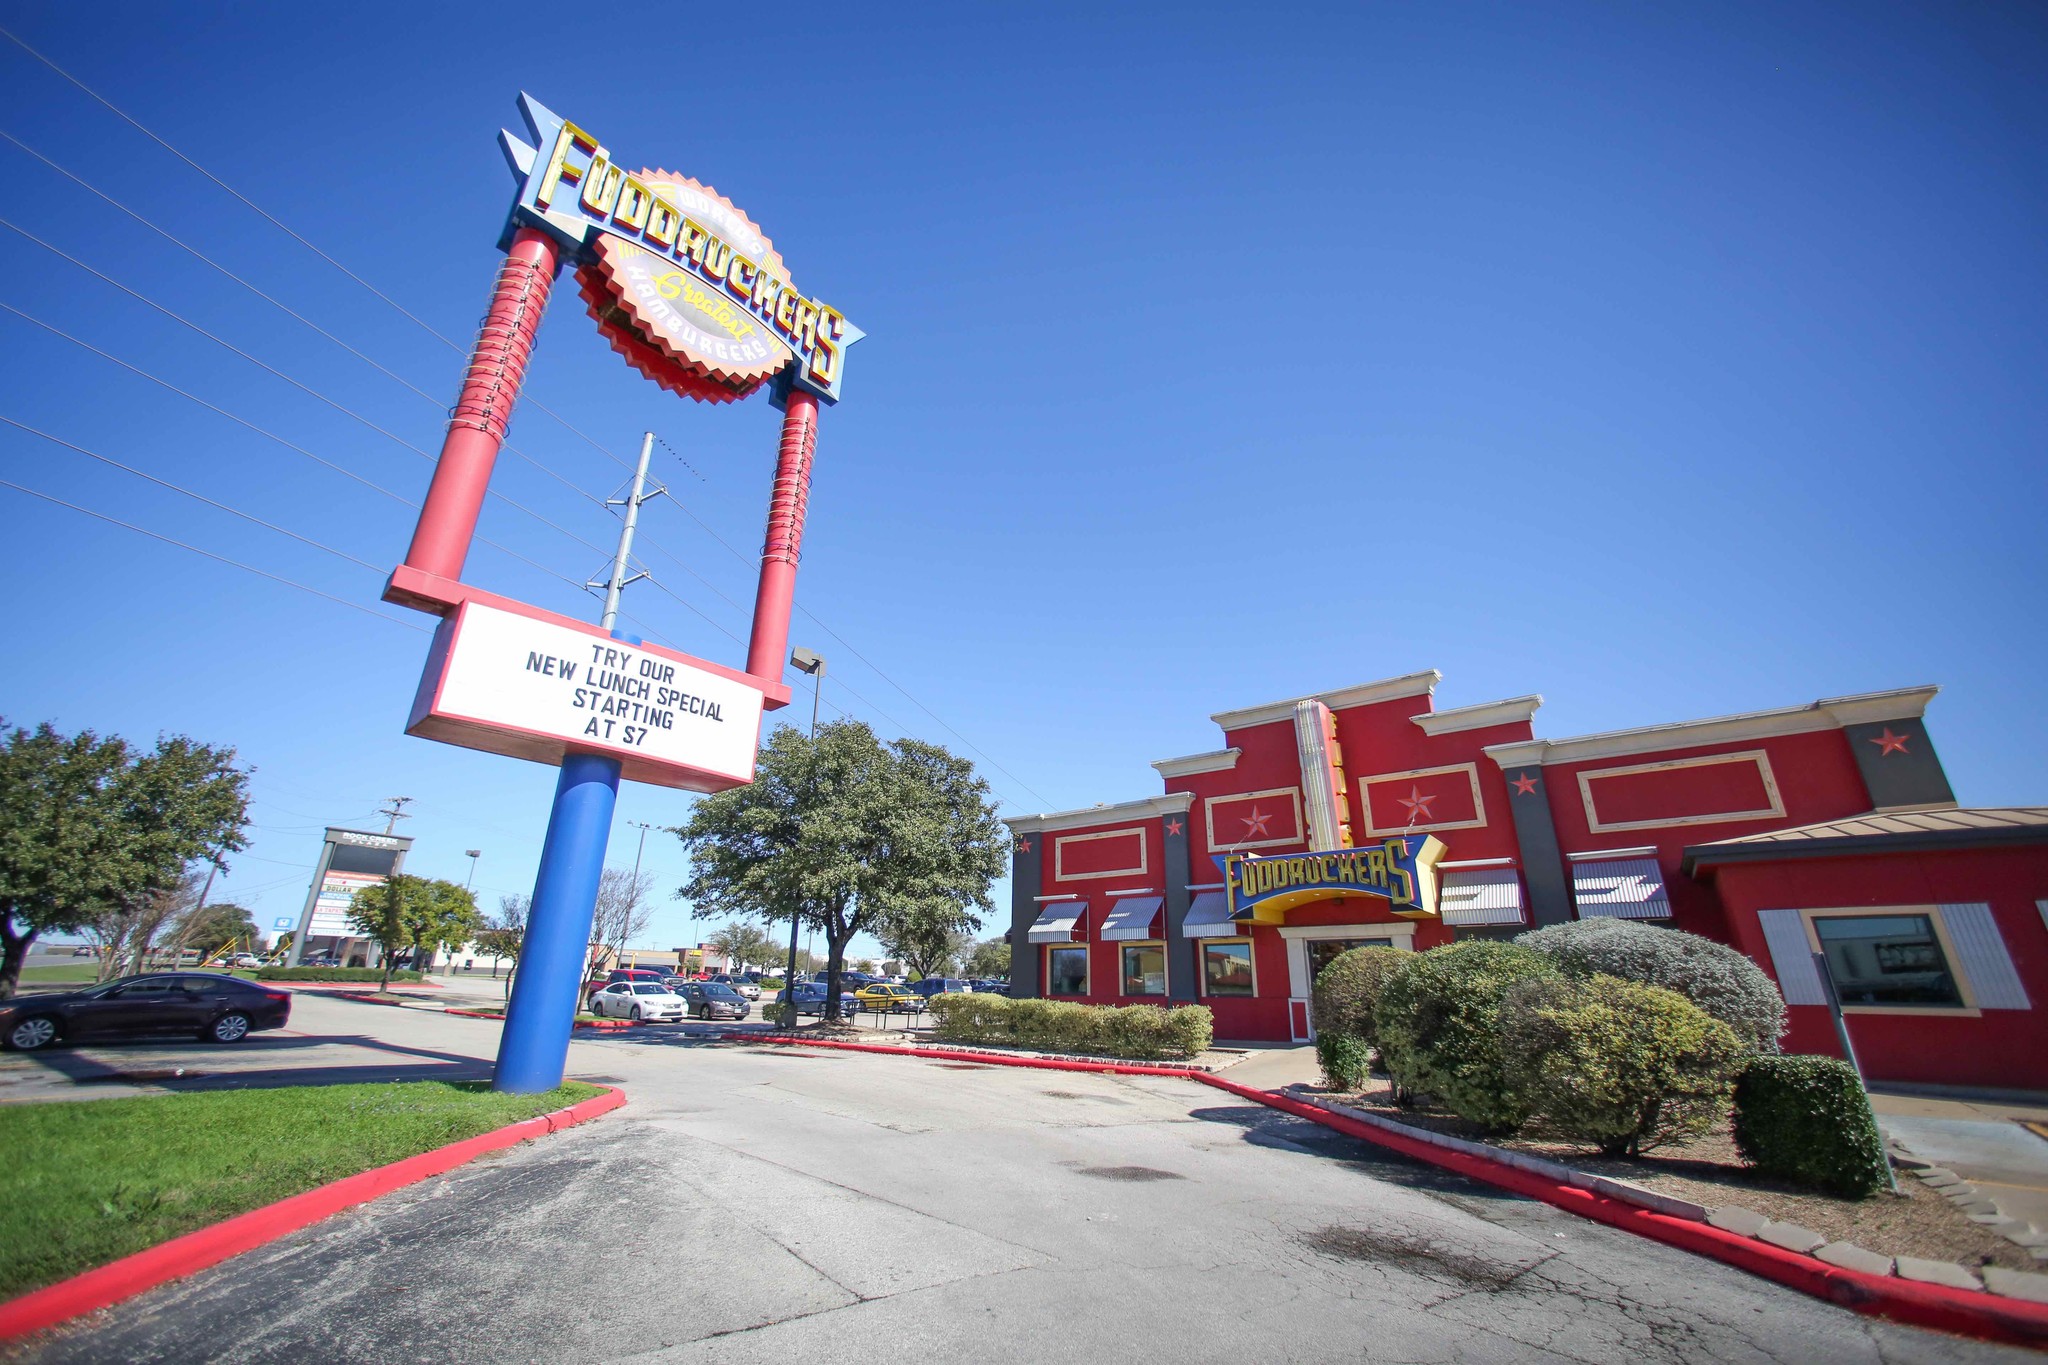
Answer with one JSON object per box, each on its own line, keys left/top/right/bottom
{"left": 1027, "top": 899, "right": 1088, "bottom": 943}
{"left": 1099, "top": 896, "right": 1165, "bottom": 942}
{"left": 1182, "top": 891, "right": 1236, "bottom": 938}
{"left": 1571, "top": 859, "right": 1672, "bottom": 920}
{"left": 1439, "top": 869, "right": 1526, "bottom": 927}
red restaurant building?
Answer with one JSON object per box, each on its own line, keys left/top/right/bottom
{"left": 1004, "top": 671, "right": 2048, "bottom": 1091}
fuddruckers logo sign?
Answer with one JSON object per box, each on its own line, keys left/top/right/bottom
{"left": 503, "top": 96, "right": 861, "bottom": 404}
{"left": 1223, "top": 835, "right": 1447, "bottom": 923}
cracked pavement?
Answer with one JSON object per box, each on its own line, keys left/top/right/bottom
{"left": 9, "top": 996, "right": 2035, "bottom": 1364}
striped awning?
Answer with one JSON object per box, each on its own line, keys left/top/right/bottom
{"left": 1099, "top": 896, "right": 1165, "bottom": 942}
{"left": 1027, "top": 899, "right": 1088, "bottom": 943}
{"left": 1182, "top": 891, "right": 1236, "bottom": 938}
{"left": 1571, "top": 858, "right": 1672, "bottom": 920}
{"left": 1440, "top": 868, "right": 1526, "bottom": 927}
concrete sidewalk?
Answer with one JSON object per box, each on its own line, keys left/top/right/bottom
{"left": 1874, "top": 1087, "right": 2048, "bottom": 1241}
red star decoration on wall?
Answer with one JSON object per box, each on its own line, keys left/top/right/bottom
{"left": 1014, "top": 837, "right": 1032, "bottom": 854}
{"left": 1870, "top": 728, "right": 1912, "bottom": 757}
{"left": 1511, "top": 773, "right": 1539, "bottom": 797}
{"left": 1241, "top": 806, "right": 1274, "bottom": 838}
{"left": 1398, "top": 786, "right": 1437, "bottom": 822}
{"left": 1164, "top": 817, "right": 1184, "bottom": 836}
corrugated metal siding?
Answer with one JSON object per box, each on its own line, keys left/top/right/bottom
{"left": 1182, "top": 891, "right": 1235, "bottom": 938}
{"left": 1099, "top": 896, "right": 1165, "bottom": 942}
{"left": 1440, "top": 869, "right": 1526, "bottom": 927}
{"left": 1757, "top": 909, "right": 1827, "bottom": 1006}
{"left": 1027, "top": 900, "right": 1086, "bottom": 943}
{"left": 1570, "top": 858, "right": 1671, "bottom": 920}
{"left": 1941, "top": 903, "right": 2031, "bottom": 1010}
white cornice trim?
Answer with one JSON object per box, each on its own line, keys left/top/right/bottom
{"left": 1210, "top": 670, "right": 1442, "bottom": 733}
{"left": 1483, "top": 685, "right": 1941, "bottom": 769}
{"left": 1411, "top": 696, "right": 1543, "bottom": 737}
{"left": 1151, "top": 748, "right": 1242, "bottom": 779}
{"left": 1438, "top": 857, "right": 1516, "bottom": 869}
{"left": 1567, "top": 846, "right": 1658, "bottom": 861}
{"left": 1003, "top": 792, "right": 1195, "bottom": 834}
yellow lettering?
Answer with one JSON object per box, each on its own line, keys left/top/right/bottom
{"left": 578, "top": 157, "right": 624, "bottom": 217}
{"left": 533, "top": 122, "right": 600, "bottom": 209}
{"left": 1386, "top": 838, "right": 1416, "bottom": 905}
{"left": 726, "top": 254, "right": 756, "bottom": 303}
{"left": 679, "top": 220, "right": 711, "bottom": 266}
{"left": 613, "top": 175, "right": 653, "bottom": 231}
{"left": 644, "top": 193, "right": 681, "bottom": 248}
{"left": 807, "top": 303, "right": 846, "bottom": 388}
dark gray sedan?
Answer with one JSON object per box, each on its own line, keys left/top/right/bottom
{"left": 0, "top": 973, "right": 292, "bottom": 1050}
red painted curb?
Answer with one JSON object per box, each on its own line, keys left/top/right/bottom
{"left": 0, "top": 1086, "right": 626, "bottom": 1343}
{"left": 727, "top": 1035, "right": 2048, "bottom": 1348}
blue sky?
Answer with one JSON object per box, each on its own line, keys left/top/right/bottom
{"left": 1, "top": 3, "right": 2042, "bottom": 959}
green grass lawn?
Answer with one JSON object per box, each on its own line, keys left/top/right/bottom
{"left": 20, "top": 965, "right": 268, "bottom": 986}
{"left": 0, "top": 1079, "right": 601, "bottom": 1299}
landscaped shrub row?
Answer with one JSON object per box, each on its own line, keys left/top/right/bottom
{"left": 1310, "top": 920, "right": 1886, "bottom": 1193}
{"left": 927, "top": 994, "right": 1212, "bottom": 1060}
{"left": 253, "top": 967, "right": 424, "bottom": 983}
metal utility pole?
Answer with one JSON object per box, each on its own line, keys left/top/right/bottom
{"left": 465, "top": 850, "right": 482, "bottom": 891}
{"left": 783, "top": 648, "right": 826, "bottom": 1028}
{"left": 594, "top": 432, "right": 664, "bottom": 631}
{"left": 379, "top": 797, "right": 413, "bottom": 835}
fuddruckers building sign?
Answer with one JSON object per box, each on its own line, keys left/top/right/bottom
{"left": 1223, "top": 835, "right": 1448, "bottom": 924}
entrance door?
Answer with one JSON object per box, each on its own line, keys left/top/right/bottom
{"left": 1304, "top": 938, "right": 1393, "bottom": 1037}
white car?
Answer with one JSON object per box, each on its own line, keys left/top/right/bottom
{"left": 589, "top": 981, "right": 686, "bottom": 1022}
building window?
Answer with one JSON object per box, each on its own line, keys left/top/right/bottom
{"left": 1203, "top": 941, "right": 1255, "bottom": 997}
{"left": 1813, "top": 913, "right": 1963, "bottom": 1008}
{"left": 1046, "top": 945, "right": 1088, "bottom": 996}
{"left": 1121, "top": 944, "right": 1167, "bottom": 996}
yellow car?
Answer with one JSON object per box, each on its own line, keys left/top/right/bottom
{"left": 853, "top": 983, "right": 925, "bottom": 1013}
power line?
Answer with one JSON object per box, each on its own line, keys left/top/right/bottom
{"left": 1, "top": 414, "right": 386, "bottom": 573}
{"left": 0, "top": 26, "right": 642, "bottom": 475}
{"left": 0, "top": 130, "right": 626, "bottom": 514}
{"left": 0, "top": 478, "right": 427, "bottom": 631}
{"left": 0, "top": 301, "right": 590, "bottom": 597}
{"left": 0, "top": 231, "right": 612, "bottom": 565}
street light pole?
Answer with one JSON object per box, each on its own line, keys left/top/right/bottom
{"left": 784, "top": 647, "right": 825, "bottom": 1028}
{"left": 465, "top": 850, "right": 481, "bottom": 891}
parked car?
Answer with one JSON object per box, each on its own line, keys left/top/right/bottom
{"left": 777, "top": 984, "right": 862, "bottom": 1017}
{"left": 680, "top": 982, "right": 752, "bottom": 1021}
{"left": 968, "top": 978, "right": 1009, "bottom": 995}
{"left": 70, "top": 945, "right": 96, "bottom": 957}
{"left": 228, "top": 953, "right": 263, "bottom": 969}
{"left": 852, "top": 983, "right": 925, "bottom": 1014}
{"left": 0, "top": 973, "right": 291, "bottom": 1050}
{"left": 709, "top": 973, "right": 761, "bottom": 1000}
{"left": 909, "top": 977, "right": 975, "bottom": 999}
{"left": 302, "top": 954, "right": 342, "bottom": 968}
{"left": 589, "top": 981, "right": 686, "bottom": 1022}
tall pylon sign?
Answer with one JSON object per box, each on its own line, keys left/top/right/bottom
{"left": 383, "top": 95, "right": 862, "bottom": 1092}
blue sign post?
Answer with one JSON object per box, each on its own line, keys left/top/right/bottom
{"left": 492, "top": 629, "right": 639, "bottom": 1095}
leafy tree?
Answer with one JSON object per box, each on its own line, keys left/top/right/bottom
{"left": 347, "top": 875, "right": 478, "bottom": 991}
{"left": 672, "top": 720, "right": 1005, "bottom": 1021}
{"left": 347, "top": 875, "right": 415, "bottom": 992}
{"left": 0, "top": 721, "right": 248, "bottom": 999}
{"left": 707, "top": 920, "right": 778, "bottom": 973}
{"left": 964, "top": 936, "right": 1011, "bottom": 979}
{"left": 179, "top": 902, "right": 259, "bottom": 959}
{"left": 880, "top": 912, "right": 975, "bottom": 981}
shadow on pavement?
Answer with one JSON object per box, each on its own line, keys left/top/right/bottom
{"left": 6, "top": 1033, "right": 504, "bottom": 1092}
{"left": 1186, "top": 1100, "right": 1536, "bottom": 1207}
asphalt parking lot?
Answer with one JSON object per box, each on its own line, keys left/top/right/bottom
{"left": 5, "top": 994, "right": 2037, "bottom": 1364}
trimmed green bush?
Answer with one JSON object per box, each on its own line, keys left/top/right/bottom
{"left": 926, "top": 993, "right": 1211, "bottom": 1060}
{"left": 1375, "top": 941, "right": 1559, "bottom": 1132}
{"left": 1311, "top": 945, "right": 1409, "bottom": 1053}
{"left": 1732, "top": 1054, "right": 1891, "bottom": 1197}
{"left": 254, "top": 967, "right": 423, "bottom": 984}
{"left": 760, "top": 1001, "right": 795, "bottom": 1026}
{"left": 1316, "top": 1032, "right": 1373, "bottom": 1090}
{"left": 1516, "top": 918, "right": 1785, "bottom": 1053}
{"left": 1502, "top": 974, "right": 1746, "bottom": 1156}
